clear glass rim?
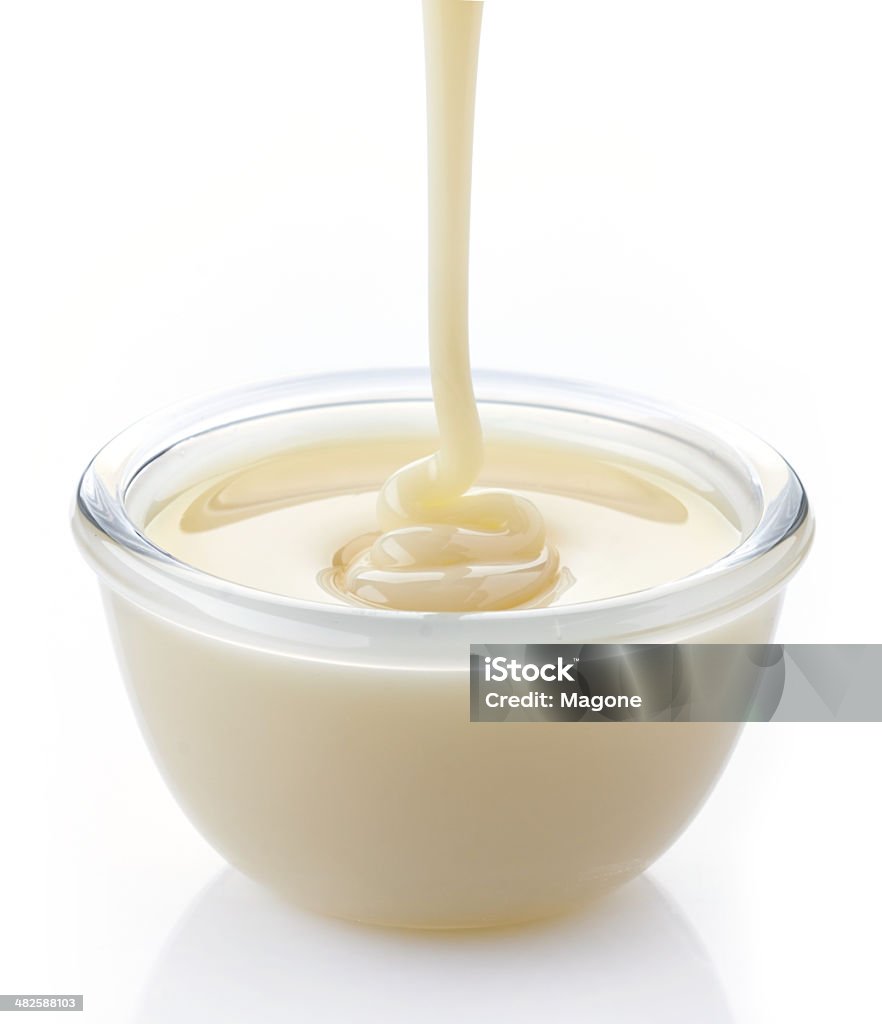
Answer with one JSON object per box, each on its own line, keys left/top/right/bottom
{"left": 73, "top": 368, "right": 813, "bottom": 647}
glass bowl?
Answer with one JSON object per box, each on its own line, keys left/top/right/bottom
{"left": 73, "top": 369, "right": 812, "bottom": 927}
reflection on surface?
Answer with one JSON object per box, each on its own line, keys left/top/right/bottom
{"left": 135, "top": 870, "right": 732, "bottom": 1023}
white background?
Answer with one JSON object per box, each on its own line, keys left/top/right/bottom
{"left": 1, "top": 0, "right": 881, "bottom": 1020}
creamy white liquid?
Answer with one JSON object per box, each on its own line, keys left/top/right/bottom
{"left": 335, "top": 0, "right": 562, "bottom": 612}
{"left": 145, "top": 437, "right": 740, "bottom": 607}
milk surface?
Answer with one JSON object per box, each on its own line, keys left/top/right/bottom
{"left": 145, "top": 436, "right": 739, "bottom": 608}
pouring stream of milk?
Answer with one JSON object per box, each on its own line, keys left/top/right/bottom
{"left": 335, "top": 0, "right": 562, "bottom": 612}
